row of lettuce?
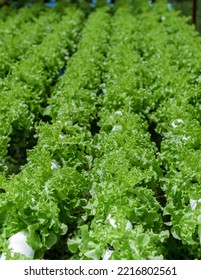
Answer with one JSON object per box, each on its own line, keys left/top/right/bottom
{"left": 1, "top": 1, "right": 201, "bottom": 259}
{"left": 65, "top": 7, "right": 169, "bottom": 260}
{"left": 0, "top": 7, "right": 84, "bottom": 176}
{"left": 0, "top": 5, "right": 59, "bottom": 78}
{"left": 0, "top": 2, "right": 81, "bottom": 78}
{"left": 138, "top": 3, "right": 201, "bottom": 257}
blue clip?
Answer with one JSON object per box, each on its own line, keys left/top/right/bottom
{"left": 90, "top": 0, "right": 114, "bottom": 8}
{"left": 106, "top": 0, "right": 114, "bottom": 7}
{"left": 148, "top": 1, "right": 154, "bottom": 7}
{"left": 167, "top": 3, "right": 173, "bottom": 9}
{"left": 90, "top": 0, "right": 97, "bottom": 8}
{"left": 46, "top": 0, "right": 57, "bottom": 8}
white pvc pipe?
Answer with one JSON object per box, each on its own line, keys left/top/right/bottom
{"left": 0, "top": 231, "right": 35, "bottom": 260}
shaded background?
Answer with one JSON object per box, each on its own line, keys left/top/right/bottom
{"left": 0, "top": 0, "right": 200, "bottom": 31}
